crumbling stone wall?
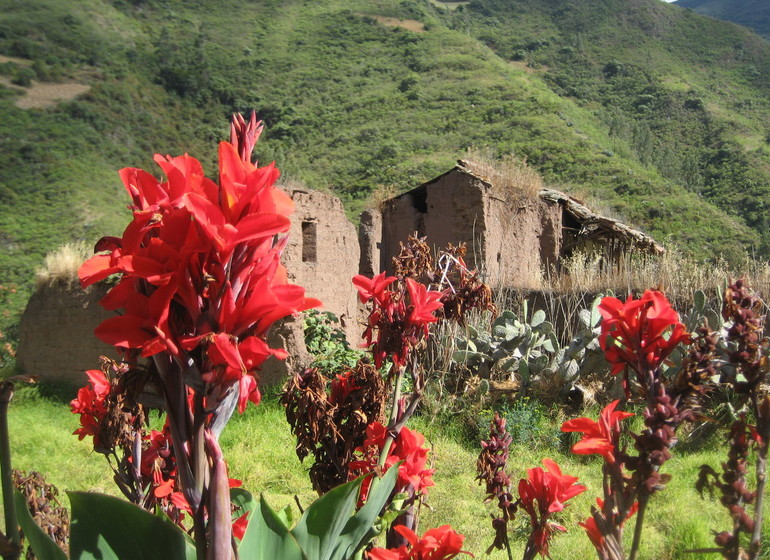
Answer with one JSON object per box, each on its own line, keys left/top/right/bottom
{"left": 360, "top": 166, "right": 561, "bottom": 288}
{"left": 16, "top": 282, "right": 114, "bottom": 388}
{"left": 262, "top": 186, "right": 362, "bottom": 384}
{"left": 483, "top": 192, "right": 562, "bottom": 288}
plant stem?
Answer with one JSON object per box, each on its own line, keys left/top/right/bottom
{"left": 0, "top": 382, "right": 20, "bottom": 560}
{"left": 504, "top": 533, "right": 513, "bottom": 560}
{"left": 628, "top": 495, "right": 648, "bottom": 560}
{"left": 521, "top": 535, "right": 538, "bottom": 560}
{"left": 749, "top": 438, "right": 768, "bottom": 559}
{"left": 378, "top": 366, "right": 405, "bottom": 468}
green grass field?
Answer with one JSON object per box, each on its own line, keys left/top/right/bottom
{"left": 4, "top": 382, "right": 768, "bottom": 559}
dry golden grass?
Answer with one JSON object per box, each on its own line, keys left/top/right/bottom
{"left": 369, "top": 183, "right": 401, "bottom": 211}
{"left": 35, "top": 242, "right": 91, "bottom": 288}
{"left": 462, "top": 148, "right": 544, "bottom": 200}
{"left": 14, "top": 81, "right": 91, "bottom": 110}
{"left": 543, "top": 248, "right": 770, "bottom": 302}
{"left": 481, "top": 248, "right": 770, "bottom": 344}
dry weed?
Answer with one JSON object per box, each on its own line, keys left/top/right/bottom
{"left": 35, "top": 242, "right": 91, "bottom": 288}
{"left": 462, "top": 148, "right": 544, "bottom": 201}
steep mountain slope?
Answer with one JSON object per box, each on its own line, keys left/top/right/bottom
{"left": 673, "top": 0, "right": 770, "bottom": 40}
{"left": 445, "top": 0, "right": 770, "bottom": 254}
{"left": 0, "top": 0, "right": 769, "bottom": 358}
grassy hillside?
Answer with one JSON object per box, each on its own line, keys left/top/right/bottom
{"left": 673, "top": 0, "right": 770, "bottom": 40}
{"left": 1, "top": 0, "right": 770, "bottom": 361}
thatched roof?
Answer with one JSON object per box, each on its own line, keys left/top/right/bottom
{"left": 539, "top": 189, "right": 664, "bottom": 255}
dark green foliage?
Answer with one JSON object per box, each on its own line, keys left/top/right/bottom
{"left": 485, "top": 398, "right": 564, "bottom": 451}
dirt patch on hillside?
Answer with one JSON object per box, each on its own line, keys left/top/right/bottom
{"left": 0, "top": 54, "right": 31, "bottom": 66}
{"left": 427, "top": 0, "right": 470, "bottom": 10}
{"left": 508, "top": 60, "right": 550, "bottom": 74}
{"left": 370, "top": 15, "right": 425, "bottom": 32}
{"left": 0, "top": 78, "right": 91, "bottom": 109}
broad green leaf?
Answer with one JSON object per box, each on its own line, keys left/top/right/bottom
{"left": 68, "top": 491, "right": 195, "bottom": 560}
{"left": 15, "top": 491, "right": 67, "bottom": 560}
{"left": 276, "top": 505, "right": 294, "bottom": 529}
{"left": 331, "top": 466, "right": 399, "bottom": 560}
{"left": 238, "top": 495, "right": 304, "bottom": 560}
{"left": 231, "top": 487, "right": 257, "bottom": 518}
{"left": 290, "top": 476, "right": 362, "bottom": 560}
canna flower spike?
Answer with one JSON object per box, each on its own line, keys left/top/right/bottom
{"left": 561, "top": 400, "right": 634, "bottom": 465}
{"left": 75, "top": 112, "right": 320, "bottom": 556}
{"left": 518, "top": 458, "right": 586, "bottom": 559}
{"left": 368, "top": 525, "right": 470, "bottom": 560}
{"left": 599, "top": 290, "right": 689, "bottom": 378}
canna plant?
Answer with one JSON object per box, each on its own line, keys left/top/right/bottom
{"left": 351, "top": 237, "right": 493, "bottom": 548}
{"left": 15, "top": 113, "right": 407, "bottom": 560}
{"left": 563, "top": 289, "right": 694, "bottom": 560}
{"left": 283, "top": 236, "right": 490, "bottom": 553}
{"left": 72, "top": 111, "right": 320, "bottom": 558}
{"left": 477, "top": 413, "right": 585, "bottom": 559}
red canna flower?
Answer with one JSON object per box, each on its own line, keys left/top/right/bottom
{"left": 352, "top": 274, "right": 443, "bottom": 369}
{"left": 579, "top": 515, "right": 604, "bottom": 552}
{"left": 561, "top": 400, "right": 634, "bottom": 465}
{"left": 353, "top": 272, "right": 397, "bottom": 306}
{"left": 78, "top": 114, "right": 320, "bottom": 414}
{"left": 579, "top": 498, "right": 639, "bottom": 557}
{"left": 405, "top": 278, "right": 443, "bottom": 330}
{"left": 518, "top": 459, "right": 586, "bottom": 558}
{"left": 232, "top": 513, "right": 249, "bottom": 541}
{"left": 350, "top": 422, "right": 435, "bottom": 501}
{"left": 599, "top": 290, "right": 689, "bottom": 376}
{"left": 329, "top": 370, "right": 358, "bottom": 405}
{"left": 367, "top": 525, "right": 470, "bottom": 560}
{"left": 70, "top": 369, "right": 110, "bottom": 446}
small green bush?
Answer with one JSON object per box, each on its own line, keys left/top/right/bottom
{"left": 303, "top": 310, "right": 362, "bottom": 376}
{"left": 11, "top": 67, "right": 35, "bottom": 87}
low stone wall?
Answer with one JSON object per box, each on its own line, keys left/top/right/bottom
{"left": 16, "top": 281, "right": 315, "bottom": 390}
{"left": 16, "top": 282, "right": 114, "bottom": 389}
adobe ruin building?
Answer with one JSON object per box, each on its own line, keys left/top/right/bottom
{"left": 360, "top": 160, "right": 663, "bottom": 286}
{"left": 260, "top": 185, "right": 361, "bottom": 384}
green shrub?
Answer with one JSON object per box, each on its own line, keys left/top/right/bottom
{"left": 303, "top": 310, "right": 361, "bottom": 376}
{"left": 11, "top": 67, "right": 35, "bottom": 87}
